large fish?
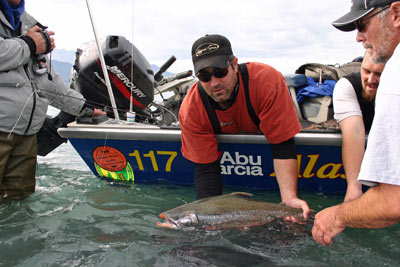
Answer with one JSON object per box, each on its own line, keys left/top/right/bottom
{"left": 157, "top": 192, "right": 313, "bottom": 229}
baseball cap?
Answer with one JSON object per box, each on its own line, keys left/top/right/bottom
{"left": 191, "top": 34, "right": 233, "bottom": 73}
{"left": 332, "top": 0, "right": 398, "bottom": 31}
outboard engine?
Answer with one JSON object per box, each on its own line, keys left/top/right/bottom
{"left": 70, "top": 35, "right": 155, "bottom": 118}
{"left": 38, "top": 35, "right": 192, "bottom": 156}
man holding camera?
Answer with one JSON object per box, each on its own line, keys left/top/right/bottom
{"left": 0, "top": 0, "right": 102, "bottom": 201}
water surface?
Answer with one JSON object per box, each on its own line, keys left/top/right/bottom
{"left": 0, "top": 143, "right": 399, "bottom": 266}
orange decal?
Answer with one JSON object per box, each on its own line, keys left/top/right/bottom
{"left": 93, "top": 146, "right": 127, "bottom": 172}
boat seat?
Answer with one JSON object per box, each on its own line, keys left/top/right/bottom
{"left": 284, "top": 74, "right": 307, "bottom": 121}
{"left": 285, "top": 74, "right": 334, "bottom": 124}
{"left": 300, "top": 96, "right": 333, "bottom": 123}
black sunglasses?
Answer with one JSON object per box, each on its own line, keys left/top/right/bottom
{"left": 355, "top": 5, "right": 390, "bottom": 31}
{"left": 196, "top": 61, "right": 233, "bottom": 83}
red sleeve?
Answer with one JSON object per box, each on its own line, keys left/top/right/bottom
{"left": 179, "top": 83, "right": 220, "bottom": 164}
{"left": 247, "top": 63, "right": 301, "bottom": 144}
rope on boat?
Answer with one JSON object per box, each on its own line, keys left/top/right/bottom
{"left": 98, "top": 131, "right": 110, "bottom": 165}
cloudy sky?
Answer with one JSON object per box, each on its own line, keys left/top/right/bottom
{"left": 26, "top": 0, "right": 363, "bottom": 74}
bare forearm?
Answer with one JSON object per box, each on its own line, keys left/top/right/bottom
{"left": 340, "top": 117, "right": 365, "bottom": 184}
{"left": 273, "top": 158, "right": 298, "bottom": 202}
{"left": 339, "top": 117, "right": 366, "bottom": 201}
{"left": 337, "top": 184, "right": 400, "bottom": 228}
{"left": 342, "top": 134, "right": 364, "bottom": 201}
{"left": 342, "top": 139, "right": 364, "bottom": 183}
{"left": 273, "top": 158, "right": 310, "bottom": 218}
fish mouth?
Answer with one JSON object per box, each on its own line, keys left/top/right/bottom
{"left": 157, "top": 212, "right": 198, "bottom": 228}
{"left": 157, "top": 213, "right": 179, "bottom": 228}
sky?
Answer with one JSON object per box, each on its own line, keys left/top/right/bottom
{"left": 26, "top": 0, "right": 364, "bottom": 75}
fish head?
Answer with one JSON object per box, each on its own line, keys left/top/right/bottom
{"left": 157, "top": 211, "right": 199, "bottom": 228}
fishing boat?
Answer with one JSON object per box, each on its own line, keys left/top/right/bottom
{"left": 51, "top": 34, "right": 347, "bottom": 194}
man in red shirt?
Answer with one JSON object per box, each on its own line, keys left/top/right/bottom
{"left": 179, "top": 34, "right": 310, "bottom": 219}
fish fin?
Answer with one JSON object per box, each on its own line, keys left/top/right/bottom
{"left": 229, "top": 192, "right": 253, "bottom": 199}
{"left": 157, "top": 221, "right": 177, "bottom": 228}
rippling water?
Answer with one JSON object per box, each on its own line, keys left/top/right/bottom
{"left": 0, "top": 143, "right": 399, "bottom": 266}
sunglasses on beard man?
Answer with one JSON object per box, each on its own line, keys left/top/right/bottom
{"left": 196, "top": 60, "right": 233, "bottom": 83}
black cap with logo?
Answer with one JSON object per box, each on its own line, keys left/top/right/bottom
{"left": 191, "top": 34, "right": 233, "bottom": 73}
{"left": 332, "top": 0, "right": 399, "bottom": 31}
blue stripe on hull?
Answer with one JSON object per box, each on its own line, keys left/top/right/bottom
{"left": 69, "top": 137, "right": 346, "bottom": 193}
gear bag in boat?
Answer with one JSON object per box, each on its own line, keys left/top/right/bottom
{"left": 295, "top": 61, "right": 361, "bottom": 82}
{"left": 289, "top": 60, "right": 361, "bottom": 124}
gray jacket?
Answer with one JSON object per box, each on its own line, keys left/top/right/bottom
{"left": 0, "top": 10, "right": 85, "bottom": 136}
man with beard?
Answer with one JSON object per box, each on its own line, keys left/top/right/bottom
{"left": 333, "top": 52, "right": 385, "bottom": 202}
{"left": 312, "top": 0, "right": 400, "bottom": 246}
{"left": 179, "top": 34, "right": 310, "bottom": 221}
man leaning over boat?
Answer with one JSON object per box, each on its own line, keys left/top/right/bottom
{"left": 179, "top": 34, "right": 311, "bottom": 221}
{"left": 333, "top": 51, "right": 385, "bottom": 202}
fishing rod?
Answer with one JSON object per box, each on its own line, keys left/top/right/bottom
{"left": 31, "top": 85, "right": 179, "bottom": 126}
{"left": 85, "top": 0, "right": 120, "bottom": 122}
{"left": 130, "top": 0, "right": 135, "bottom": 114}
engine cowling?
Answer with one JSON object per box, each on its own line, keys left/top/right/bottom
{"left": 70, "top": 35, "right": 155, "bottom": 116}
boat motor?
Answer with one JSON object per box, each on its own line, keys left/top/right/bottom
{"left": 70, "top": 35, "right": 155, "bottom": 119}
{"left": 38, "top": 35, "right": 194, "bottom": 156}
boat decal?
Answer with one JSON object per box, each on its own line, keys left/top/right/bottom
{"left": 220, "top": 151, "right": 264, "bottom": 176}
{"left": 270, "top": 154, "right": 345, "bottom": 179}
{"left": 128, "top": 150, "right": 178, "bottom": 172}
{"left": 94, "top": 161, "right": 134, "bottom": 182}
{"left": 93, "top": 146, "right": 127, "bottom": 172}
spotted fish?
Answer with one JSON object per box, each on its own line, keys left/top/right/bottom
{"left": 157, "top": 192, "right": 313, "bottom": 229}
